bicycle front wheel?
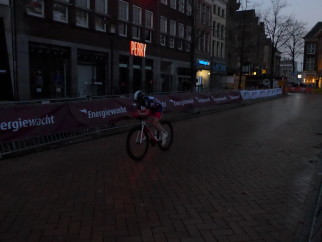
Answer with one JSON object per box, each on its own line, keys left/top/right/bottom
{"left": 126, "top": 126, "right": 149, "bottom": 161}
{"left": 158, "top": 120, "right": 173, "bottom": 151}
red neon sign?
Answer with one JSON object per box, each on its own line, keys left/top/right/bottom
{"left": 130, "top": 41, "right": 146, "bottom": 57}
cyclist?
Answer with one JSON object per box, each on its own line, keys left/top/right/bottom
{"left": 133, "top": 90, "right": 168, "bottom": 145}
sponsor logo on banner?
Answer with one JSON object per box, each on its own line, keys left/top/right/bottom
{"left": 169, "top": 99, "right": 194, "bottom": 106}
{"left": 79, "top": 107, "right": 128, "bottom": 119}
{"left": 195, "top": 97, "right": 211, "bottom": 103}
{"left": 0, "top": 115, "right": 55, "bottom": 132}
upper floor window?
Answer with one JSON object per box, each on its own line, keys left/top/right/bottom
{"left": 306, "top": 57, "right": 315, "bottom": 71}
{"left": 307, "top": 43, "right": 316, "bottom": 54}
{"left": 186, "top": 26, "right": 191, "bottom": 41}
{"left": 95, "top": 0, "right": 108, "bottom": 14}
{"left": 132, "top": 6, "right": 142, "bottom": 25}
{"left": 169, "top": 20, "right": 176, "bottom": 36}
{"left": 160, "top": 16, "right": 167, "bottom": 33}
{"left": 75, "top": 0, "right": 89, "bottom": 8}
{"left": 95, "top": 0, "right": 108, "bottom": 32}
{"left": 26, "top": 0, "right": 45, "bottom": 17}
{"left": 145, "top": 10, "right": 153, "bottom": 42}
{"left": 119, "top": 0, "right": 129, "bottom": 21}
{"left": 145, "top": 10, "right": 153, "bottom": 29}
{"left": 118, "top": 0, "right": 129, "bottom": 36}
{"left": 132, "top": 6, "right": 142, "bottom": 39}
{"left": 178, "top": 23, "right": 184, "bottom": 38}
{"left": 53, "top": 0, "right": 69, "bottom": 23}
{"left": 75, "top": 0, "right": 90, "bottom": 28}
{"left": 186, "top": 2, "right": 192, "bottom": 15}
{"left": 178, "top": 0, "right": 185, "bottom": 13}
{"left": 170, "top": 0, "right": 176, "bottom": 9}
{"left": 161, "top": 0, "right": 167, "bottom": 5}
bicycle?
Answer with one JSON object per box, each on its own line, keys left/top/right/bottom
{"left": 126, "top": 115, "right": 173, "bottom": 161}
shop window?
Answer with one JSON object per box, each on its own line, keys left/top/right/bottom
{"left": 53, "top": 1, "right": 69, "bottom": 23}
{"left": 26, "top": 0, "right": 45, "bottom": 17}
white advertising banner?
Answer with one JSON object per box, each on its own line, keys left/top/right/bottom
{"left": 240, "top": 88, "right": 282, "bottom": 100}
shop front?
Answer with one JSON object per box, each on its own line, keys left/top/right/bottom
{"left": 195, "top": 59, "right": 211, "bottom": 91}
{"left": 29, "top": 42, "right": 70, "bottom": 99}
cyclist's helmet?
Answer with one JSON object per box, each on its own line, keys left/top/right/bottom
{"left": 133, "top": 90, "right": 145, "bottom": 102}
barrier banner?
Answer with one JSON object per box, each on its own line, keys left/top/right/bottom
{"left": 0, "top": 91, "right": 242, "bottom": 143}
{"left": 0, "top": 103, "right": 75, "bottom": 142}
{"left": 240, "top": 88, "right": 282, "bottom": 100}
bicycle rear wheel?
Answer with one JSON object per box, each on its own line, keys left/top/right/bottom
{"left": 126, "top": 126, "right": 149, "bottom": 161}
{"left": 158, "top": 120, "right": 173, "bottom": 151}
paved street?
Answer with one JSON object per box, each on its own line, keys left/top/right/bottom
{"left": 0, "top": 93, "right": 322, "bottom": 242}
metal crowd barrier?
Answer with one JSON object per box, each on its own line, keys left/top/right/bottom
{"left": 0, "top": 116, "right": 136, "bottom": 159}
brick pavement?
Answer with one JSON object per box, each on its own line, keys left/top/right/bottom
{"left": 0, "top": 94, "right": 322, "bottom": 242}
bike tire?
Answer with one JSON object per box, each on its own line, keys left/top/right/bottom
{"left": 126, "top": 126, "right": 149, "bottom": 161}
{"left": 158, "top": 120, "right": 173, "bottom": 151}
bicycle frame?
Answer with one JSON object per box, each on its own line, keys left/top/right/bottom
{"left": 136, "top": 120, "right": 159, "bottom": 144}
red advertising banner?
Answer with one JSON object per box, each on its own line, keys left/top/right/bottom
{"left": 0, "top": 91, "right": 242, "bottom": 143}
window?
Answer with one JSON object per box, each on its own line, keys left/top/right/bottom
{"left": 222, "top": 9, "right": 225, "bottom": 18}
{"left": 161, "top": 0, "right": 167, "bottom": 5}
{"left": 160, "top": 17, "right": 167, "bottom": 46}
{"left": 185, "top": 26, "right": 191, "bottom": 41}
{"left": 307, "top": 43, "right": 316, "bottom": 54}
{"left": 133, "top": 6, "right": 142, "bottom": 25}
{"left": 212, "top": 21, "right": 216, "bottom": 37}
{"left": 95, "top": 0, "right": 108, "bottom": 31}
{"left": 169, "top": 20, "right": 176, "bottom": 36}
{"left": 145, "top": 11, "right": 153, "bottom": 43}
{"left": 177, "top": 40, "right": 183, "bottom": 50}
{"left": 178, "top": 23, "right": 184, "bottom": 38}
{"left": 132, "top": 6, "right": 142, "bottom": 39}
{"left": 119, "top": 0, "right": 129, "bottom": 21}
{"left": 75, "top": 0, "right": 89, "bottom": 27}
{"left": 95, "top": 17, "right": 106, "bottom": 32}
{"left": 170, "top": 0, "right": 176, "bottom": 9}
{"left": 306, "top": 58, "right": 315, "bottom": 71}
{"left": 95, "top": 0, "right": 108, "bottom": 13}
{"left": 169, "top": 20, "right": 176, "bottom": 48}
{"left": 186, "top": 2, "right": 192, "bottom": 15}
{"left": 118, "top": 0, "right": 129, "bottom": 36}
{"left": 213, "top": 5, "right": 216, "bottom": 14}
{"left": 53, "top": 1, "right": 69, "bottom": 23}
{"left": 178, "top": 0, "right": 185, "bottom": 13}
{"left": 160, "top": 17, "right": 167, "bottom": 33}
{"left": 75, "top": 0, "right": 89, "bottom": 8}
{"left": 26, "top": 0, "right": 45, "bottom": 17}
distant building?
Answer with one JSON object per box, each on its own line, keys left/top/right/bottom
{"left": 280, "top": 59, "right": 298, "bottom": 81}
{"left": 303, "top": 22, "right": 322, "bottom": 88}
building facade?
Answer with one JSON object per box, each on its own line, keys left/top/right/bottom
{"left": 8, "top": 0, "right": 193, "bottom": 100}
{"left": 0, "top": 0, "right": 14, "bottom": 100}
{"left": 303, "top": 22, "right": 322, "bottom": 88}
{"left": 210, "top": 0, "right": 227, "bottom": 89}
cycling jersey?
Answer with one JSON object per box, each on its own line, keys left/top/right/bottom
{"left": 138, "top": 96, "right": 163, "bottom": 115}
